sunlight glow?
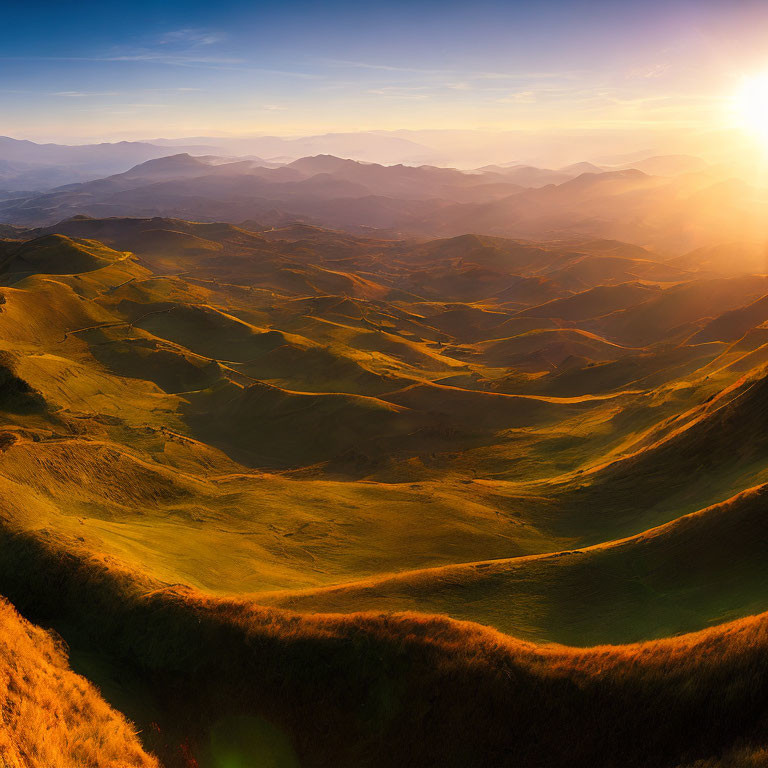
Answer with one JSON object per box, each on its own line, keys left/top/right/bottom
{"left": 734, "top": 71, "right": 768, "bottom": 147}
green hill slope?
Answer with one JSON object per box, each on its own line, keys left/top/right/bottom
{"left": 0, "top": 217, "right": 766, "bottom": 766}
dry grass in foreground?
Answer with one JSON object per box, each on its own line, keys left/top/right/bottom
{"left": 0, "top": 598, "right": 157, "bottom": 768}
{"left": 0, "top": 527, "right": 767, "bottom": 768}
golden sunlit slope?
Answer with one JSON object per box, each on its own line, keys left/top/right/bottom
{"left": 0, "top": 598, "right": 157, "bottom": 768}
{"left": 539, "top": 361, "right": 768, "bottom": 540}
{"left": 262, "top": 482, "right": 768, "bottom": 645}
{"left": 0, "top": 217, "right": 760, "bottom": 590}
{"left": 689, "top": 292, "right": 768, "bottom": 343}
{"left": 475, "top": 327, "right": 637, "bottom": 370}
{"left": 0, "top": 217, "right": 767, "bottom": 766}
{"left": 516, "top": 281, "right": 660, "bottom": 321}
{"left": 0, "top": 525, "right": 767, "bottom": 768}
{"left": 516, "top": 341, "right": 723, "bottom": 397}
{"left": 0, "top": 234, "right": 127, "bottom": 282}
{"left": 589, "top": 275, "right": 768, "bottom": 345}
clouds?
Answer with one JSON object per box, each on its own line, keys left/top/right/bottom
{"left": 626, "top": 63, "right": 672, "bottom": 80}
{"left": 497, "top": 91, "right": 536, "bottom": 104}
{"left": 51, "top": 90, "right": 121, "bottom": 97}
{"left": 50, "top": 87, "right": 203, "bottom": 98}
{"left": 366, "top": 86, "right": 432, "bottom": 100}
{"left": 323, "top": 59, "right": 451, "bottom": 75}
{"left": 158, "top": 28, "right": 225, "bottom": 47}
{"left": 0, "top": 0, "right": 763, "bottom": 141}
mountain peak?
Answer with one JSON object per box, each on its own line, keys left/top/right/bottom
{"left": 121, "top": 153, "right": 210, "bottom": 178}
{"left": 287, "top": 154, "right": 359, "bottom": 174}
{"left": 130, "top": 153, "right": 203, "bottom": 169}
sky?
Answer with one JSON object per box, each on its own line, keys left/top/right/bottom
{"left": 3, "top": 0, "right": 768, "bottom": 151}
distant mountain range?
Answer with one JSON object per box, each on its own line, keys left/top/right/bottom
{"left": 0, "top": 136, "right": 214, "bottom": 190}
{"left": 0, "top": 132, "right": 713, "bottom": 192}
{"left": 3, "top": 148, "right": 764, "bottom": 253}
{"left": 149, "top": 131, "right": 441, "bottom": 165}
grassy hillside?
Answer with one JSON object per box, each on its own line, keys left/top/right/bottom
{"left": 262, "top": 482, "right": 768, "bottom": 644}
{"left": 0, "top": 525, "right": 767, "bottom": 768}
{"left": 0, "top": 217, "right": 765, "bottom": 765}
{"left": 0, "top": 234, "right": 126, "bottom": 282}
{"left": 0, "top": 598, "right": 157, "bottom": 768}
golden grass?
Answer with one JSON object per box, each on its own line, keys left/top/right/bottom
{"left": 1, "top": 219, "right": 768, "bottom": 765}
{"left": 258, "top": 481, "right": 768, "bottom": 644}
{"left": 0, "top": 598, "right": 157, "bottom": 768}
{"left": 0, "top": 527, "right": 767, "bottom": 767}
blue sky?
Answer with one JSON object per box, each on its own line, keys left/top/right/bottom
{"left": 3, "top": 0, "right": 768, "bottom": 142}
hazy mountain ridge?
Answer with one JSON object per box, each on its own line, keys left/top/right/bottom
{"left": 0, "top": 136, "right": 221, "bottom": 190}
{"left": 1, "top": 150, "right": 760, "bottom": 255}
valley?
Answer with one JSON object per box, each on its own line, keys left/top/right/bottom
{"left": 0, "top": 212, "right": 767, "bottom": 765}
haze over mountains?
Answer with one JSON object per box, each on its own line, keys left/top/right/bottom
{"left": 2, "top": 136, "right": 765, "bottom": 255}
{"left": 0, "top": 136, "right": 216, "bottom": 191}
{"left": 0, "top": 130, "right": 713, "bottom": 187}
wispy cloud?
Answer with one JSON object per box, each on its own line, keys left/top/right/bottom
{"left": 366, "top": 85, "right": 432, "bottom": 100}
{"left": 158, "top": 28, "right": 224, "bottom": 47}
{"left": 0, "top": 53, "right": 242, "bottom": 66}
{"left": 626, "top": 63, "right": 671, "bottom": 80}
{"left": 365, "top": 86, "right": 431, "bottom": 101}
{"left": 51, "top": 90, "right": 120, "bottom": 97}
{"left": 473, "top": 70, "right": 580, "bottom": 81}
{"left": 0, "top": 54, "right": 322, "bottom": 78}
{"left": 50, "top": 87, "right": 203, "bottom": 98}
{"left": 322, "top": 58, "right": 451, "bottom": 75}
{"left": 96, "top": 52, "right": 247, "bottom": 68}
{"left": 496, "top": 90, "right": 537, "bottom": 104}
{"left": 319, "top": 58, "right": 581, "bottom": 86}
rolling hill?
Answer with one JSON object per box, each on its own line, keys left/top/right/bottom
{"left": 0, "top": 215, "right": 765, "bottom": 765}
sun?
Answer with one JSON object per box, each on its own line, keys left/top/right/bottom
{"left": 734, "top": 71, "right": 768, "bottom": 145}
